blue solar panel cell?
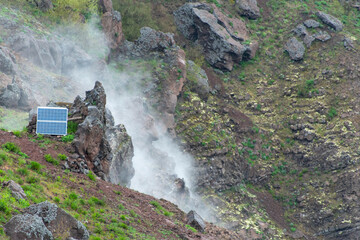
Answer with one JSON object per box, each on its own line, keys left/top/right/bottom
{"left": 36, "top": 122, "right": 67, "bottom": 135}
{"left": 36, "top": 107, "right": 68, "bottom": 135}
{"left": 37, "top": 108, "right": 68, "bottom": 121}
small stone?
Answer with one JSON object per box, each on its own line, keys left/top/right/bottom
{"left": 314, "top": 31, "right": 331, "bottom": 42}
{"left": 292, "top": 24, "right": 308, "bottom": 37}
{"left": 284, "top": 37, "right": 305, "bottom": 61}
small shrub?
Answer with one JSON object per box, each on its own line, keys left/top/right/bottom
{"left": 61, "top": 134, "right": 74, "bottom": 143}
{"left": 44, "top": 154, "right": 59, "bottom": 166}
{"left": 69, "top": 192, "right": 78, "bottom": 200}
{"left": 17, "top": 168, "right": 29, "bottom": 176}
{"left": 18, "top": 152, "right": 29, "bottom": 158}
{"left": 67, "top": 121, "right": 79, "bottom": 134}
{"left": 119, "top": 222, "right": 128, "bottom": 229}
{"left": 327, "top": 107, "right": 337, "bottom": 120}
{"left": 118, "top": 204, "right": 125, "bottom": 210}
{"left": 26, "top": 176, "right": 39, "bottom": 184}
{"left": 2, "top": 142, "right": 20, "bottom": 153}
{"left": 87, "top": 171, "right": 96, "bottom": 181}
{"left": 29, "top": 161, "right": 43, "bottom": 171}
{"left": 13, "top": 131, "right": 22, "bottom": 137}
{"left": 54, "top": 197, "right": 60, "bottom": 203}
{"left": 57, "top": 154, "right": 67, "bottom": 161}
{"left": 0, "top": 199, "right": 10, "bottom": 214}
{"left": 89, "top": 196, "right": 105, "bottom": 206}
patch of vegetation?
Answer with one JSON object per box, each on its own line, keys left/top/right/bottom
{"left": 185, "top": 224, "right": 198, "bottom": 233}
{"left": 61, "top": 134, "right": 74, "bottom": 143}
{"left": 150, "top": 201, "right": 173, "bottom": 217}
{"left": 87, "top": 171, "right": 96, "bottom": 181}
{"left": 44, "top": 154, "right": 59, "bottom": 166}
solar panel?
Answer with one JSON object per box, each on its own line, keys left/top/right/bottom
{"left": 36, "top": 107, "right": 68, "bottom": 135}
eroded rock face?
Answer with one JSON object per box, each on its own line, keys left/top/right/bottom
{"left": 99, "top": 0, "right": 124, "bottom": 49}
{"left": 174, "top": 3, "right": 256, "bottom": 71}
{"left": 101, "top": 11, "right": 124, "bottom": 49}
{"left": 6, "top": 33, "right": 92, "bottom": 76}
{"left": 284, "top": 37, "right": 305, "bottom": 61}
{"left": 236, "top": 0, "right": 260, "bottom": 19}
{"left": 5, "top": 201, "right": 89, "bottom": 240}
{"left": 0, "top": 47, "right": 16, "bottom": 75}
{"left": 316, "top": 11, "right": 343, "bottom": 31}
{"left": 71, "top": 81, "right": 135, "bottom": 186}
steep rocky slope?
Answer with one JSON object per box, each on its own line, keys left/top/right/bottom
{"left": 0, "top": 0, "right": 360, "bottom": 239}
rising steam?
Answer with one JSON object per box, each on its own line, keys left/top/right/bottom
{"left": 59, "top": 18, "right": 215, "bottom": 220}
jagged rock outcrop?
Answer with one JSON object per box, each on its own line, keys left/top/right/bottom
{"left": 0, "top": 47, "right": 16, "bottom": 75}
{"left": 120, "top": 27, "right": 176, "bottom": 57}
{"left": 316, "top": 11, "right": 343, "bottom": 31}
{"left": 0, "top": 81, "right": 30, "bottom": 110}
{"left": 71, "top": 81, "right": 135, "bottom": 186}
{"left": 99, "top": 0, "right": 124, "bottom": 49}
{"left": 174, "top": 3, "right": 257, "bottom": 71}
{"left": 236, "top": 0, "right": 260, "bottom": 19}
{"left": 284, "top": 37, "right": 305, "bottom": 61}
{"left": 5, "top": 201, "right": 89, "bottom": 240}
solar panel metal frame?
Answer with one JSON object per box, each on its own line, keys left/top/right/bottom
{"left": 36, "top": 107, "right": 68, "bottom": 136}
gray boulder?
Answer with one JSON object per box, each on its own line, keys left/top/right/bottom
{"left": 186, "top": 60, "right": 211, "bottom": 98}
{"left": 236, "top": 0, "right": 260, "bottom": 19}
{"left": 186, "top": 210, "right": 206, "bottom": 233}
{"left": 174, "top": 3, "right": 256, "bottom": 71}
{"left": 0, "top": 47, "right": 16, "bottom": 75}
{"left": 0, "top": 82, "right": 30, "bottom": 109}
{"left": 5, "top": 213, "right": 53, "bottom": 240}
{"left": 23, "top": 201, "right": 89, "bottom": 240}
{"left": 316, "top": 11, "right": 343, "bottom": 31}
{"left": 304, "top": 19, "right": 320, "bottom": 28}
{"left": 285, "top": 37, "right": 305, "bottom": 61}
{"left": 3, "top": 180, "right": 27, "bottom": 200}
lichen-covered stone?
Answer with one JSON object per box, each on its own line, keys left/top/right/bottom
{"left": 5, "top": 213, "right": 53, "bottom": 240}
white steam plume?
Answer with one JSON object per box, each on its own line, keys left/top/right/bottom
{"left": 55, "top": 17, "right": 215, "bottom": 221}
